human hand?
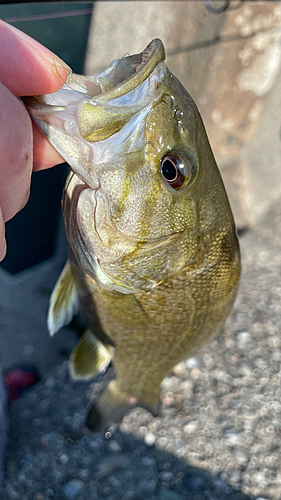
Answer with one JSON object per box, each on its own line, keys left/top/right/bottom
{"left": 0, "top": 21, "right": 70, "bottom": 261}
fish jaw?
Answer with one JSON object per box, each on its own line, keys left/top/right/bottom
{"left": 22, "top": 38, "right": 166, "bottom": 189}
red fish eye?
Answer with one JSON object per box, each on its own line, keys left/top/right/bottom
{"left": 161, "top": 154, "right": 185, "bottom": 189}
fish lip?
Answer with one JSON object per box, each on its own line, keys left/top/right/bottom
{"left": 95, "top": 38, "right": 165, "bottom": 102}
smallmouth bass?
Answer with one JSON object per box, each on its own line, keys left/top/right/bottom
{"left": 24, "top": 39, "right": 240, "bottom": 431}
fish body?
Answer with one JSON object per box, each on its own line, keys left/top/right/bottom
{"left": 24, "top": 39, "right": 240, "bottom": 430}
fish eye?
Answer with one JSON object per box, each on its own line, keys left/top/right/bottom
{"left": 160, "top": 153, "right": 185, "bottom": 189}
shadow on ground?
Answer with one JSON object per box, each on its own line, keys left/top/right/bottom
{"left": 3, "top": 366, "right": 253, "bottom": 500}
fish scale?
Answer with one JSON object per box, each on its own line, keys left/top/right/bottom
{"left": 23, "top": 38, "right": 240, "bottom": 431}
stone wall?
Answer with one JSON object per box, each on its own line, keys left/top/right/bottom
{"left": 85, "top": 1, "right": 281, "bottom": 228}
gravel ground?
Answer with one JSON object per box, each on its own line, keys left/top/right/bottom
{"left": 2, "top": 200, "right": 281, "bottom": 500}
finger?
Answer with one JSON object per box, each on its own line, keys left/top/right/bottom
{"left": 0, "top": 21, "right": 69, "bottom": 171}
{"left": 0, "top": 21, "right": 70, "bottom": 96}
{"left": 0, "top": 208, "right": 6, "bottom": 262}
{"left": 0, "top": 82, "right": 33, "bottom": 222}
{"left": 32, "top": 122, "right": 65, "bottom": 171}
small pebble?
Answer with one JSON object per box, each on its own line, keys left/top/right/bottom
{"left": 138, "top": 479, "right": 157, "bottom": 495}
{"left": 160, "top": 377, "right": 175, "bottom": 391}
{"left": 238, "top": 331, "right": 251, "bottom": 343}
{"left": 183, "top": 421, "right": 198, "bottom": 434}
{"left": 160, "top": 471, "right": 173, "bottom": 481}
{"left": 162, "top": 396, "right": 175, "bottom": 407}
{"left": 63, "top": 479, "right": 84, "bottom": 499}
{"left": 239, "top": 364, "right": 252, "bottom": 378}
{"left": 88, "top": 440, "right": 100, "bottom": 451}
{"left": 186, "top": 357, "right": 198, "bottom": 369}
{"left": 230, "top": 471, "right": 241, "bottom": 485}
{"left": 180, "top": 380, "right": 193, "bottom": 391}
{"left": 142, "top": 456, "right": 156, "bottom": 467}
{"left": 144, "top": 432, "right": 155, "bottom": 446}
{"left": 163, "top": 461, "right": 171, "bottom": 470}
{"left": 234, "top": 450, "right": 248, "bottom": 465}
{"left": 172, "top": 361, "right": 186, "bottom": 376}
{"left": 97, "top": 456, "right": 128, "bottom": 476}
{"left": 190, "top": 367, "right": 201, "bottom": 380}
{"left": 107, "top": 440, "right": 122, "bottom": 453}
{"left": 226, "top": 433, "right": 240, "bottom": 445}
{"left": 79, "top": 469, "right": 90, "bottom": 480}
{"left": 59, "top": 454, "right": 68, "bottom": 465}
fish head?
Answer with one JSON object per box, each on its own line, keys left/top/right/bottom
{"left": 23, "top": 39, "right": 235, "bottom": 294}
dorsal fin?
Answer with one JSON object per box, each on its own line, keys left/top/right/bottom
{"left": 47, "top": 260, "right": 79, "bottom": 336}
{"left": 69, "top": 329, "right": 113, "bottom": 381}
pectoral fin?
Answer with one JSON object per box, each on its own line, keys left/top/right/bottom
{"left": 47, "top": 260, "right": 79, "bottom": 336}
{"left": 69, "top": 329, "right": 113, "bottom": 381}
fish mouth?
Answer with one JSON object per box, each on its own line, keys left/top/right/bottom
{"left": 23, "top": 38, "right": 165, "bottom": 110}
{"left": 93, "top": 38, "right": 165, "bottom": 101}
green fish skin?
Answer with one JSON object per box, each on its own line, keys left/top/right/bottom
{"left": 23, "top": 39, "right": 240, "bottom": 431}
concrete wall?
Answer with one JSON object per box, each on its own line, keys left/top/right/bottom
{"left": 85, "top": 1, "right": 281, "bottom": 228}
